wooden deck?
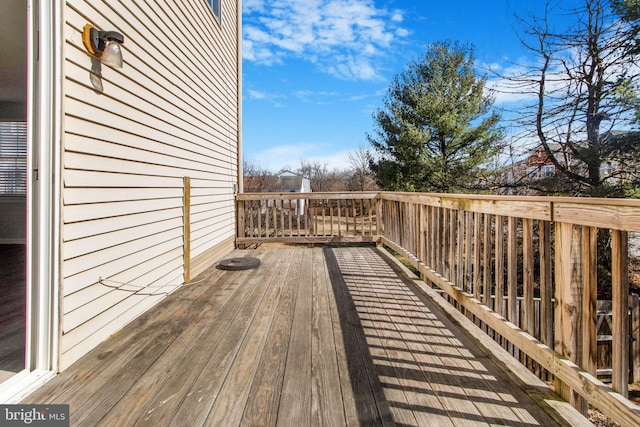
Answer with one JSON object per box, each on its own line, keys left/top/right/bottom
{"left": 24, "top": 246, "right": 589, "bottom": 426}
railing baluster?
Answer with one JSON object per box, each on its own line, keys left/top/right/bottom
{"left": 507, "top": 217, "right": 518, "bottom": 327}
{"left": 457, "top": 210, "right": 464, "bottom": 290}
{"left": 322, "top": 199, "right": 326, "bottom": 236}
{"left": 258, "top": 200, "right": 263, "bottom": 237}
{"left": 539, "top": 220, "right": 553, "bottom": 348}
{"left": 482, "top": 213, "right": 492, "bottom": 311}
{"left": 523, "top": 218, "right": 534, "bottom": 336}
{"left": 582, "top": 226, "right": 597, "bottom": 378}
{"left": 466, "top": 211, "right": 473, "bottom": 296}
{"left": 495, "top": 215, "right": 504, "bottom": 317}
{"left": 443, "top": 208, "right": 450, "bottom": 280}
{"left": 612, "top": 229, "right": 629, "bottom": 398}
{"left": 473, "top": 212, "right": 481, "bottom": 302}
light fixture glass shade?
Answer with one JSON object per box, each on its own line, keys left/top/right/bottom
{"left": 101, "top": 41, "right": 123, "bottom": 68}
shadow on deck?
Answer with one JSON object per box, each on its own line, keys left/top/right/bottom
{"left": 23, "top": 245, "right": 589, "bottom": 426}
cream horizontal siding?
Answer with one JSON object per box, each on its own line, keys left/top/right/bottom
{"left": 60, "top": 0, "right": 239, "bottom": 370}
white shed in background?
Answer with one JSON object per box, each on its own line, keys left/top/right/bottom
{"left": 277, "top": 172, "right": 312, "bottom": 214}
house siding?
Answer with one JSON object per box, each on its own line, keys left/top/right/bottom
{"left": 60, "top": 0, "right": 239, "bottom": 369}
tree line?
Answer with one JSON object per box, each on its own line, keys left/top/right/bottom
{"left": 243, "top": 145, "right": 378, "bottom": 193}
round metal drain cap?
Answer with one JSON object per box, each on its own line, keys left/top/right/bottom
{"left": 217, "top": 257, "right": 261, "bottom": 271}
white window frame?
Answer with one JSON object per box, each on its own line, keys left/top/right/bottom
{"left": 541, "top": 165, "right": 555, "bottom": 177}
{"left": 0, "top": 0, "right": 60, "bottom": 403}
{"left": 206, "top": 0, "right": 221, "bottom": 22}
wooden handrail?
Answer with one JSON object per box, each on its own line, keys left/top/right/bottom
{"left": 236, "top": 191, "right": 640, "bottom": 425}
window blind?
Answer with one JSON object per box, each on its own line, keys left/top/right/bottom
{"left": 0, "top": 122, "right": 27, "bottom": 195}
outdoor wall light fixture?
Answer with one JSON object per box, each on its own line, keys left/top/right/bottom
{"left": 82, "top": 24, "right": 125, "bottom": 68}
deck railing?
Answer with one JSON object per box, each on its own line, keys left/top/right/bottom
{"left": 236, "top": 191, "right": 640, "bottom": 425}
{"left": 236, "top": 192, "right": 380, "bottom": 245}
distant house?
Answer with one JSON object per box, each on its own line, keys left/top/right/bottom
{"left": 0, "top": 0, "right": 241, "bottom": 401}
{"left": 523, "top": 145, "right": 560, "bottom": 180}
{"left": 498, "top": 144, "right": 564, "bottom": 194}
{"left": 500, "top": 133, "right": 639, "bottom": 194}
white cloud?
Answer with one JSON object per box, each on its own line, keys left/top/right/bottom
{"left": 243, "top": 0, "right": 408, "bottom": 80}
{"left": 247, "top": 89, "right": 267, "bottom": 99}
{"left": 245, "top": 89, "right": 287, "bottom": 108}
{"left": 391, "top": 11, "right": 403, "bottom": 22}
{"left": 292, "top": 90, "right": 339, "bottom": 102}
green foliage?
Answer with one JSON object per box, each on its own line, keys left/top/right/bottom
{"left": 612, "top": 0, "right": 640, "bottom": 27}
{"left": 367, "top": 41, "right": 503, "bottom": 193}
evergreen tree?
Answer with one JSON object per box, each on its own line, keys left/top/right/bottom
{"left": 367, "top": 40, "right": 503, "bottom": 193}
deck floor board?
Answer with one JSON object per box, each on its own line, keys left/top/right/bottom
{"left": 23, "top": 246, "right": 585, "bottom": 426}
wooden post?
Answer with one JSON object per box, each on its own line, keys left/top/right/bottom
{"left": 237, "top": 198, "right": 246, "bottom": 249}
{"left": 612, "top": 229, "right": 629, "bottom": 397}
{"left": 183, "top": 176, "right": 191, "bottom": 284}
{"left": 554, "top": 222, "right": 587, "bottom": 414}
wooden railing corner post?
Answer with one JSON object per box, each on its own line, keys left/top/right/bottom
{"left": 183, "top": 176, "right": 191, "bottom": 283}
{"left": 237, "top": 198, "right": 246, "bottom": 249}
{"left": 554, "top": 221, "right": 589, "bottom": 415}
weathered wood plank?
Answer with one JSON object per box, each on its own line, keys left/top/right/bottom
{"left": 350, "top": 248, "right": 421, "bottom": 425}
{"left": 239, "top": 252, "right": 302, "bottom": 426}
{"left": 310, "top": 248, "right": 347, "bottom": 426}
{"left": 203, "top": 253, "right": 293, "bottom": 426}
{"left": 324, "top": 247, "right": 395, "bottom": 426}
{"left": 139, "top": 250, "right": 287, "bottom": 426}
{"left": 89, "top": 252, "right": 267, "bottom": 426}
{"left": 277, "top": 249, "right": 313, "bottom": 426}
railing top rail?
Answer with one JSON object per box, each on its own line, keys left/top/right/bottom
{"left": 236, "top": 191, "right": 640, "bottom": 231}
{"left": 379, "top": 192, "right": 640, "bottom": 230}
{"left": 378, "top": 191, "right": 640, "bottom": 207}
{"left": 236, "top": 191, "right": 379, "bottom": 201}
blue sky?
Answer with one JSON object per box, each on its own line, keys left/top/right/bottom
{"left": 241, "top": 0, "right": 558, "bottom": 172}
